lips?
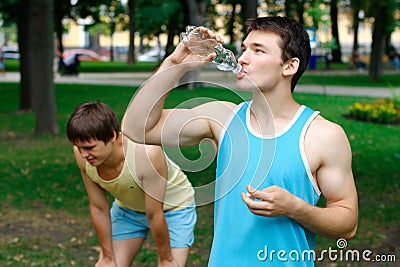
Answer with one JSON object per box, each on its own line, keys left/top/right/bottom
{"left": 236, "top": 69, "right": 246, "bottom": 79}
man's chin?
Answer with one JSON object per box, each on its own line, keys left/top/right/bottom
{"left": 235, "top": 78, "right": 260, "bottom": 92}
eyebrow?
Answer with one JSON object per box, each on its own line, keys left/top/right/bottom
{"left": 241, "top": 42, "right": 268, "bottom": 50}
{"left": 75, "top": 144, "right": 96, "bottom": 150}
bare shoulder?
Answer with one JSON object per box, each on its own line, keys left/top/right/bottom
{"left": 308, "top": 115, "right": 349, "bottom": 144}
{"left": 134, "top": 143, "right": 164, "bottom": 163}
{"left": 143, "top": 144, "right": 165, "bottom": 161}
{"left": 134, "top": 143, "right": 167, "bottom": 175}
{"left": 306, "top": 115, "right": 352, "bottom": 166}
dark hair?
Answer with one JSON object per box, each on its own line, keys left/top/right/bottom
{"left": 66, "top": 101, "right": 119, "bottom": 144}
{"left": 245, "top": 16, "right": 311, "bottom": 92}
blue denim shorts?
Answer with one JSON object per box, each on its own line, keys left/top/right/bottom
{"left": 110, "top": 201, "right": 197, "bottom": 248}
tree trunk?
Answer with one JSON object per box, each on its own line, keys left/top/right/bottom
{"left": 89, "top": 31, "right": 101, "bottom": 53}
{"left": 285, "top": 0, "right": 294, "bottom": 18}
{"left": 30, "top": 0, "right": 59, "bottom": 135}
{"left": 54, "top": 4, "right": 64, "bottom": 73}
{"left": 179, "top": 0, "right": 206, "bottom": 89}
{"left": 127, "top": 0, "right": 136, "bottom": 65}
{"left": 244, "top": 0, "right": 257, "bottom": 19}
{"left": 240, "top": 0, "right": 257, "bottom": 38}
{"left": 18, "top": 1, "right": 33, "bottom": 111}
{"left": 296, "top": 0, "right": 305, "bottom": 26}
{"left": 330, "top": 0, "right": 342, "bottom": 63}
{"left": 228, "top": 1, "right": 238, "bottom": 44}
{"left": 369, "top": 2, "right": 387, "bottom": 81}
{"left": 165, "top": 15, "right": 178, "bottom": 59}
{"left": 352, "top": 8, "right": 360, "bottom": 54}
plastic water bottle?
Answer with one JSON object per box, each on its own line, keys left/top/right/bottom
{"left": 181, "top": 25, "right": 242, "bottom": 74}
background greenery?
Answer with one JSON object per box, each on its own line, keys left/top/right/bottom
{"left": 0, "top": 73, "right": 399, "bottom": 266}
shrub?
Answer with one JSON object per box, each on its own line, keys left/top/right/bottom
{"left": 348, "top": 98, "right": 399, "bottom": 124}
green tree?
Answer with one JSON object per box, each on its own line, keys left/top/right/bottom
{"left": 97, "top": 0, "right": 128, "bottom": 62}
{"left": 0, "top": 0, "right": 113, "bottom": 135}
{"left": 54, "top": 0, "right": 115, "bottom": 58}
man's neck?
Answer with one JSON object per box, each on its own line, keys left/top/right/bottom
{"left": 100, "top": 135, "right": 124, "bottom": 169}
{"left": 249, "top": 89, "right": 300, "bottom": 134}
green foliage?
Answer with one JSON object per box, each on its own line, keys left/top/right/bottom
{"left": 136, "top": 0, "right": 183, "bottom": 38}
{"left": 222, "top": 43, "right": 238, "bottom": 54}
{"left": 69, "top": 0, "right": 114, "bottom": 22}
{"left": 305, "top": 0, "right": 326, "bottom": 29}
{"left": 0, "top": 0, "right": 20, "bottom": 24}
{"left": 96, "top": 0, "right": 129, "bottom": 35}
{"left": 320, "top": 37, "right": 339, "bottom": 50}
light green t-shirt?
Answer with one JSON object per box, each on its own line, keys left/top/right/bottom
{"left": 86, "top": 139, "right": 195, "bottom": 212}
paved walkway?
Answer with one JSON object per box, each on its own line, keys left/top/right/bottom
{"left": 1, "top": 70, "right": 399, "bottom": 98}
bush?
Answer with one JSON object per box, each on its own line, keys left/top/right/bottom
{"left": 348, "top": 98, "right": 399, "bottom": 124}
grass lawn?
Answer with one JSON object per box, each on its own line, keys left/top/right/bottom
{"left": 0, "top": 82, "right": 399, "bottom": 266}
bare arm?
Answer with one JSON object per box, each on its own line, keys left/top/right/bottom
{"left": 242, "top": 121, "right": 358, "bottom": 240}
{"left": 122, "top": 28, "right": 223, "bottom": 147}
{"left": 298, "top": 122, "right": 358, "bottom": 239}
{"left": 73, "top": 147, "right": 116, "bottom": 266}
{"left": 136, "top": 144, "right": 178, "bottom": 266}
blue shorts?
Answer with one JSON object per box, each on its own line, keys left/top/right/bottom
{"left": 110, "top": 202, "right": 197, "bottom": 248}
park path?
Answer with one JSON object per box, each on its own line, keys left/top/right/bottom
{"left": 1, "top": 70, "right": 399, "bottom": 98}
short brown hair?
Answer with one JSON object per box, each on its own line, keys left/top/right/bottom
{"left": 66, "top": 101, "right": 119, "bottom": 144}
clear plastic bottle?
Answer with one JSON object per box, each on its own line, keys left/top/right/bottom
{"left": 180, "top": 25, "right": 242, "bottom": 74}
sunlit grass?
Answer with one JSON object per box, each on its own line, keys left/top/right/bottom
{"left": 0, "top": 83, "right": 399, "bottom": 266}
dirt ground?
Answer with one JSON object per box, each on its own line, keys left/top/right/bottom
{"left": 1, "top": 208, "right": 398, "bottom": 266}
{"left": 0, "top": 209, "right": 98, "bottom": 266}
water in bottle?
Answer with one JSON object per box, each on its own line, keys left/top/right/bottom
{"left": 181, "top": 25, "right": 242, "bottom": 74}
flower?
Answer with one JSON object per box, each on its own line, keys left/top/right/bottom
{"left": 348, "top": 98, "right": 399, "bottom": 124}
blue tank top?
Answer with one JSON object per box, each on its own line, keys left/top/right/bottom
{"left": 209, "top": 102, "right": 321, "bottom": 266}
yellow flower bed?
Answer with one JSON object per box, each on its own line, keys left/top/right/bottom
{"left": 348, "top": 98, "right": 399, "bottom": 124}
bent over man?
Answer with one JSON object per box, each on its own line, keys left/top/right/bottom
{"left": 67, "top": 101, "right": 196, "bottom": 267}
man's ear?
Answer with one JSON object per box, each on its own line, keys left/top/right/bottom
{"left": 283, "top": 58, "right": 299, "bottom": 77}
{"left": 112, "top": 130, "right": 118, "bottom": 141}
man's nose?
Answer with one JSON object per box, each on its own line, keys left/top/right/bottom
{"left": 80, "top": 150, "right": 89, "bottom": 158}
{"left": 238, "top": 50, "right": 248, "bottom": 65}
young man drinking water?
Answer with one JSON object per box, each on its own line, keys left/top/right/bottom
{"left": 123, "top": 16, "right": 358, "bottom": 266}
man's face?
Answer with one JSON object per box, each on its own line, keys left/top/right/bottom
{"left": 74, "top": 139, "right": 113, "bottom": 166}
{"left": 236, "top": 30, "right": 285, "bottom": 92}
